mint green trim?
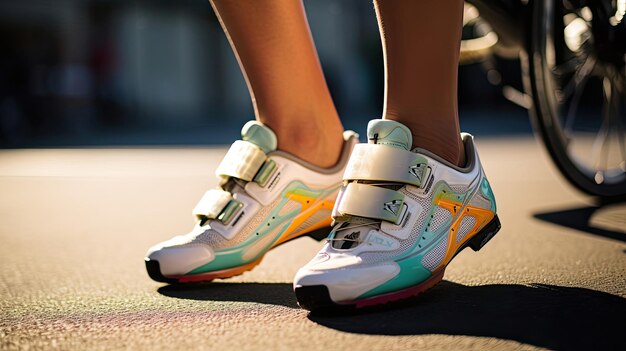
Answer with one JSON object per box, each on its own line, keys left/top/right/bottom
{"left": 241, "top": 120, "right": 277, "bottom": 153}
{"left": 253, "top": 159, "right": 277, "bottom": 187}
{"left": 481, "top": 178, "right": 497, "bottom": 212}
{"left": 358, "top": 258, "right": 432, "bottom": 298}
{"left": 187, "top": 220, "right": 293, "bottom": 273}
{"left": 218, "top": 199, "right": 243, "bottom": 224}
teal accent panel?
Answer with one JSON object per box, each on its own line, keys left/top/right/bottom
{"left": 357, "top": 258, "right": 432, "bottom": 298}
{"left": 481, "top": 178, "right": 497, "bottom": 212}
{"left": 187, "top": 250, "right": 248, "bottom": 274}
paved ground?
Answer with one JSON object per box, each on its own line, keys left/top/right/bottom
{"left": 1, "top": 136, "right": 625, "bottom": 350}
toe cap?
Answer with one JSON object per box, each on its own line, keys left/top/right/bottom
{"left": 293, "top": 262, "right": 399, "bottom": 303}
{"left": 146, "top": 245, "right": 214, "bottom": 277}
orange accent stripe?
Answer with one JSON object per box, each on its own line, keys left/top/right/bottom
{"left": 272, "top": 193, "right": 335, "bottom": 246}
{"left": 435, "top": 199, "right": 495, "bottom": 271}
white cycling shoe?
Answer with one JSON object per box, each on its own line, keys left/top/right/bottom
{"left": 294, "top": 119, "right": 500, "bottom": 311}
{"left": 145, "top": 121, "right": 358, "bottom": 283}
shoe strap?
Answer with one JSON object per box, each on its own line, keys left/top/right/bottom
{"left": 332, "top": 183, "right": 407, "bottom": 224}
{"left": 194, "top": 139, "right": 279, "bottom": 225}
{"left": 192, "top": 189, "right": 243, "bottom": 225}
{"left": 215, "top": 140, "right": 277, "bottom": 186}
{"left": 343, "top": 144, "right": 431, "bottom": 188}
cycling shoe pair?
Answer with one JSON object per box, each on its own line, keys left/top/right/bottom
{"left": 145, "top": 119, "right": 500, "bottom": 311}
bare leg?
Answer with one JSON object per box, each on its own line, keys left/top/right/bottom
{"left": 374, "top": 0, "right": 466, "bottom": 167}
{"left": 210, "top": 0, "right": 343, "bottom": 168}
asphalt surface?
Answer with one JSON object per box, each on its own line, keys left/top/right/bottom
{"left": 1, "top": 136, "right": 625, "bottom": 350}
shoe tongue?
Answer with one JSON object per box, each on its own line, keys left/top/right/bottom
{"left": 367, "top": 119, "right": 412, "bottom": 150}
{"left": 331, "top": 219, "right": 373, "bottom": 250}
{"left": 241, "top": 121, "right": 277, "bottom": 153}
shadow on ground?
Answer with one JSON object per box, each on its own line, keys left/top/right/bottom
{"left": 158, "top": 282, "right": 299, "bottom": 308}
{"left": 534, "top": 203, "right": 626, "bottom": 243}
{"left": 159, "top": 280, "right": 625, "bottom": 350}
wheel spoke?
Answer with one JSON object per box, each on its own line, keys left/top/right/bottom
{"left": 610, "top": 77, "right": 626, "bottom": 172}
{"left": 562, "top": 57, "right": 595, "bottom": 136}
{"left": 591, "top": 77, "right": 613, "bottom": 183}
{"left": 560, "top": 55, "right": 595, "bottom": 102}
{"left": 551, "top": 53, "right": 585, "bottom": 77}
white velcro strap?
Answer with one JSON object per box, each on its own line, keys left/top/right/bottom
{"left": 215, "top": 140, "right": 267, "bottom": 182}
{"left": 192, "top": 189, "right": 232, "bottom": 220}
{"left": 333, "top": 183, "right": 405, "bottom": 224}
{"left": 343, "top": 144, "right": 430, "bottom": 188}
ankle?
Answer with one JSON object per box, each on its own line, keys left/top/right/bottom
{"left": 275, "top": 124, "right": 344, "bottom": 169}
{"left": 383, "top": 111, "right": 464, "bottom": 167}
{"left": 412, "top": 135, "right": 465, "bottom": 167}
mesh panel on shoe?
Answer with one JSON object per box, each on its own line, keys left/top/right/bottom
{"left": 277, "top": 200, "right": 301, "bottom": 217}
{"left": 469, "top": 192, "right": 491, "bottom": 210}
{"left": 449, "top": 184, "right": 469, "bottom": 193}
{"left": 421, "top": 235, "right": 448, "bottom": 272}
{"left": 186, "top": 196, "right": 283, "bottom": 251}
{"left": 430, "top": 206, "right": 451, "bottom": 233}
{"left": 456, "top": 215, "right": 476, "bottom": 243}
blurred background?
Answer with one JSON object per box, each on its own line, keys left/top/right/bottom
{"left": 0, "top": 0, "right": 530, "bottom": 148}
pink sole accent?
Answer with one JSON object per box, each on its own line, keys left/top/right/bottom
{"left": 173, "top": 257, "right": 264, "bottom": 283}
{"left": 352, "top": 269, "right": 446, "bottom": 308}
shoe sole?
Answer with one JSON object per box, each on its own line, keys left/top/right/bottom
{"left": 146, "top": 226, "right": 332, "bottom": 284}
{"left": 294, "top": 215, "right": 501, "bottom": 312}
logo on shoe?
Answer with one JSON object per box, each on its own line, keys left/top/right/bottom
{"left": 341, "top": 231, "right": 361, "bottom": 250}
{"left": 383, "top": 199, "right": 403, "bottom": 216}
{"left": 370, "top": 233, "right": 394, "bottom": 248}
{"left": 409, "top": 164, "right": 424, "bottom": 180}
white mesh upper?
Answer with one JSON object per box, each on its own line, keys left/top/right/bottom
{"left": 421, "top": 235, "right": 448, "bottom": 272}
{"left": 469, "top": 192, "right": 492, "bottom": 210}
{"left": 276, "top": 200, "right": 301, "bottom": 217}
{"left": 456, "top": 215, "right": 476, "bottom": 244}
{"left": 430, "top": 206, "right": 451, "bottom": 233}
{"left": 449, "top": 184, "right": 469, "bottom": 193}
{"left": 181, "top": 196, "right": 283, "bottom": 251}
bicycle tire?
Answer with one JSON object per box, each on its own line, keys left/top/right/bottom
{"left": 524, "top": 0, "right": 626, "bottom": 200}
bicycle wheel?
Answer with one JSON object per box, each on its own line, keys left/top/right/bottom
{"left": 526, "top": 0, "right": 626, "bottom": 199}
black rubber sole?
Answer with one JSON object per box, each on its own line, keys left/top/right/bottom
{"left": 145, "top": 259, "right": 178, "bottom": 284}
{"left": 145, "top": 225, "right": 333, "bottom": 284}
{"left": 295, "top": 215, "right": 502, "bottom": 313}
{"left": 295, "top": 285, "right": 356, "bottom": 314}
{"left": 468, "top": 215, "right": 501, "bottom": 251}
